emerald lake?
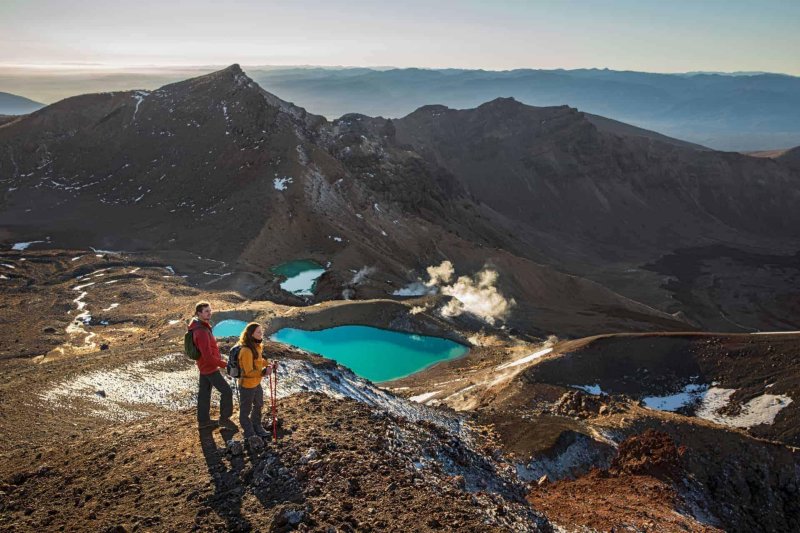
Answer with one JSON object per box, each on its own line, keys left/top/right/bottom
{"left": 271, "top": 325, "right": 468, "bottom": 382}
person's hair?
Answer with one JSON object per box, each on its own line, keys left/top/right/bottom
{"left": 238, "top": 322, "right": 263, "bottom": 359}
{"left": 194, "top": 301, "right": 211, "bottom": 315}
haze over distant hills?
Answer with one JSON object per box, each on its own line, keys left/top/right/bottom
{"left": 3, "top": 66, "right": 798, "bottom": 151}
{"left": 248, "top": 67, "right": 800, "bottom": 151}
{"left": 0, "top": 91, "right": 44, "bottom": 115}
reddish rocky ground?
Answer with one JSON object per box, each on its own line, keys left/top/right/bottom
{"left": 0, "top": 394, "right": 547, "bottom": 532}
{"left": 529, "top": 431, "right": 721, "bottom": 532}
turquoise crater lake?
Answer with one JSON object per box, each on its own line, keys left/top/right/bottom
{"left": 271, "top": 325, "right": 469, "bottom": 382}
{"left": 212, "top": 319, "right": 249, "bottom": 338}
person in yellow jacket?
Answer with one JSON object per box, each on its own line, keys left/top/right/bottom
{"left": 237, "top": 322, "right": 271, "bottom": 439}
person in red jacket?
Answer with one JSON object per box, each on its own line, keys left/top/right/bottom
{"left": 189, "top": 301, "right": 235, "bottom": 430}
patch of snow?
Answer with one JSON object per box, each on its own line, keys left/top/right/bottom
{"left": 495, "top": 348, "right": 553, "bottom": 370}
{"left": 273, "top": 176, "right": 293, "bottom": 191}
{"left": 168, "top": 319, "right": 181, "bottom": 325}
{"left": 71, "top": 256, "right": 83, "bottom": 261}
{"left": 165, "top": 266, "right": 176, "bottom": 275}
{"left": 642, "top": 383, "right": 707, "bottom": 411}
{"left": 695, "top": 387, "right": 793, "bottom": 428}
{"left": 101, "top": 303, "right": 120, "bottom": 312}
{"left": 573, "top": 384, "right": 605, "bottom": 395}
{"left": 12, "top": 240, "right": 44, "bottom": 250}
{"left": 72, "top": 291, "right": 89, "bottom": 312}
{"left": 202, "top": 271, "right": 232, "bottom": 278}
{"left": 1, "top": 263, "right": 16, "bottom": 269}
{"left": 131, "top": 91, "right": 149, "bottom": 122}
{"left": 90, "top": 247, "right": 123, "bottom": 255}
{"left": 641, "top": 383, "right": 793, "bottom": 429}
{"left": 409, "top": 391, "right": 441, "bottom": 403}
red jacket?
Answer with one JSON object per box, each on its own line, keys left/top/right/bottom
{"left": 189, "top": 318, "right": 226, "bottom": 375}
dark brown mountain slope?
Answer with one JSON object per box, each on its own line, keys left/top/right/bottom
{"left": 2, "top": 66, "right": 799, "bottom": 333}
{"left": 0, "top": 66, "right": 698, "bottom": 337}
{"left": 393, "top": 98, "right": 800, "bottom": 330}
{"left": 394, "top": 97, "right": 800, "bottom": 256}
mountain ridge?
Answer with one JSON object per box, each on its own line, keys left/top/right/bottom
{"left": 1, "top": 65, "right": 799, "bottom": 334}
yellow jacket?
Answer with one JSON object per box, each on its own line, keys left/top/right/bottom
{"left": 238, "top": 344, "right": 267, "bottom": 389}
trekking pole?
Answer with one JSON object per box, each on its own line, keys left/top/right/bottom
{"left": 270, "top": 363, "right": 278, "bottom": 444}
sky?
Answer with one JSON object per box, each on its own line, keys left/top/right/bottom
{"left": 1, "top": 0, "right": 798, "bottom": 74}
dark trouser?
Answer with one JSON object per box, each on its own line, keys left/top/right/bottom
{"left": 239, "top": 384, "right": 265, "bottom": 438}
{"left": 197, "top": 370, "right": 233, "bottom": 423}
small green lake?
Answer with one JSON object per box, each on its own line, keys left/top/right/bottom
{"left": 271, "top": 260, "right": 326, "bottom": 296}
{"left": 271, "top": 325, "right": 469, "bottom": 382}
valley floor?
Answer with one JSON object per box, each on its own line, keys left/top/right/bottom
{"left": 1, "top": 248, "right": 799, "bottom": 532}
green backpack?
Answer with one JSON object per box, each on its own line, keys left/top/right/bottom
{"left": 184, "top": 329, "right": 201, "bottom": 361}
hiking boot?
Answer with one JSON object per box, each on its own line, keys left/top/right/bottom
{"left": 254, "top": 425, "right": 270, "bottom": 438}
{"left": 219, "top": 417, "right": 239, "bottom": 431}
{"left": 198, "top": 419, "right": 219, "bottom": 430}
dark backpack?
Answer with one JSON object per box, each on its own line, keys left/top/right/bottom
{"left": 183, "top": 330, "right": 201, "bottom": 361}
{"left": 226, "top": 345, "right": 243, "bottom": 378}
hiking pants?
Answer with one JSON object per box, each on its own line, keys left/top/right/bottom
{"left": 239, "top": 384, "right": 265, "bottom": 438}
{"left": 197, "top": 370, "right": 233, "bottom": 422}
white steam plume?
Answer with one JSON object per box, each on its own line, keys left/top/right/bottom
{"left": 350, "top": 266, "right": 375, "bottom": 285}
{"left": 425, "top": 260, "right": 455, "bottom": 287}
{"left": 408, "top": 260, "right": 514, "bottom": 325}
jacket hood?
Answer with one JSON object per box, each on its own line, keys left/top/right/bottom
{"left": 188, "top": 317, "right": 211, "bottom": 331}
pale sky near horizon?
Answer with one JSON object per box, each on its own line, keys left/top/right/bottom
{"left": 1, "top": 0, "right": 799, "bottom": 75}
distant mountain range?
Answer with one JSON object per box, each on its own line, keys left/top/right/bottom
{"left": 0, "top": 91, "right": 44, "bottom": 115}
{"left": 245, "top": 67, "right": 800, "bottom": 151}
{"left": 1, "top": 65, "right": 799, "bottom": 335}
{"left": 4, "top": 66, "right": 799, "bottom": 150}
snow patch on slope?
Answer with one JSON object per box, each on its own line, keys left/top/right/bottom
{"left": 12, "top": 240, "right": 45, "bottom": 250}
{"left": 274, "top": 176, "right": 293, "bottom": 191}
{"left": 42, "top": 354, "right": 464, "bottom": 433}
{"left": 641, "top": 383, "right": 793, "bottom": 428}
